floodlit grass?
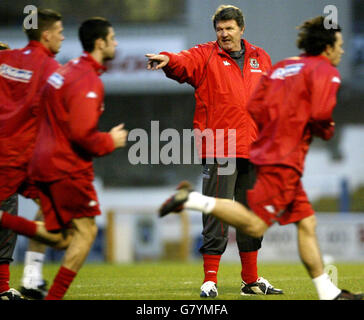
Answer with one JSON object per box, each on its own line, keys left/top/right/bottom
{"left": 9, "top": 261, "right": 364, "bottom": 300}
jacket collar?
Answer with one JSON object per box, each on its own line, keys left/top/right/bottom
{"left": 26, "top": 40, "right": 55, "bottom": 58}
{"left": 80, "top": 52, "right": 107, "bottom": 75}
{"left": 300, "top": 53, "right": 333, "bottom": 65}
{"left": 216, "top": 38, "right": 258, "bottom": 58}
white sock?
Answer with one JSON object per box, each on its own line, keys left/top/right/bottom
{"left": 312, "top": 273, "right": 341, "bottom": 300}
{"left": 22, "top": 251, "right": 45, "bottom": 288}
{"left": 184, "top": 191, "right": 216, "bottom": 214}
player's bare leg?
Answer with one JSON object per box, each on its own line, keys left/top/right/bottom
{"left": 296, "top": 215, "right": 324, "bottom": 278}
{"left": 159, "top": 181, "right": 268, "bottom": 238}
{"left": 31, "top": 221, "right": 72, "bottom": 249}
{"left": 160, "top": 182, "right": 363, "bottom": 300}
{"left": 45, "top": 217, "right": 97, "bottom": 300}
{"left": 296, "top": 215, "right": 342, "bottom": 300}
{"left": 0, "top": 209, "right": 72, "bottom": 249}
{"left": 212, "top": 199, "right": 268, "bottom": 238}
{"left": 61, "top": 217, "right": 97, "bottom": 272}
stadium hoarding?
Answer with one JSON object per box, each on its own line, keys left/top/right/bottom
{"left": 222, "top": 213, "right": 364, "bottom": 262}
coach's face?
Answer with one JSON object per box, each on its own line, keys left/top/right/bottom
{"left": 216, "top": 19, "right": 244, "bottom": 52}
{"left": 102, "top": 27, "right": 118, "bottom": 61}
{"left": 326, "top": 32, "right": 344, "bottom": 66}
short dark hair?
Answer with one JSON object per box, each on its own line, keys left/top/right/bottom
{"left": 0, "top": 42, "right": 10, "bottom": 50}
{"left": 24, "top": 9, "right": 62, "bottom": 41}
{"left": 212, "top": 5, "right": 245, "bottom": 30}
{"left": 79, "top": 17, "right": 112, "bottom": 53}
{"left": 296, "top": 16, "right": 342, "bottom": 55}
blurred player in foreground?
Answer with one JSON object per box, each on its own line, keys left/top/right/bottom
{"left": 0, "top": 17, "right": 128, "bottom": 300}
{"left": 0, "top": 9, "right": 64, "bottom": 300}
{"left": 159, "top": 16, "right": 363, "bottom": 300}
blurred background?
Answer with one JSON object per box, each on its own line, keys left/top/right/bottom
{"left": 1, "top": 0, "right": 363, "bottom": 264}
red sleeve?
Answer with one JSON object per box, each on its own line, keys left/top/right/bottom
{"left": 310, "top": 64, "right": 341, "bottom": 121}
{"left": 41, "top": 58, "right": 61, "bottom": 84}
{"left": 261, "top": 49, "right": 272, "bottom": 69}
{"left": 67, "top": 82, "right": 115, "bottom": 157}
{"left": 161, "top": 45, "right": 209, "bottom": 88}
{"left": 247, "top": 74, "right": 270, "bottom": 131}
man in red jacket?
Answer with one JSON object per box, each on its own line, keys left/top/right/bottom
{"left": 160, "top": 16, "right": 363, "bottom": 300}
{"left": 0, "top": 17, "right": 128, "bottom": 300}
{"left": 0, "top": 9, "right": 64, "bottom": 300}
{"left": 146, "top": 5, "right": 281, "bottom": 297}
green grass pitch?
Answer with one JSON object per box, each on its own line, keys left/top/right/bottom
{"left": 9, "top": 261, "right": 364, "bottom": 300}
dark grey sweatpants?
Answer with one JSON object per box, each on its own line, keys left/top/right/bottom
{"left": 199, "top": 158, "right": 263, "bottom": 255}
{"left": 0, "top": 194, "right": 18, "bottom": 264}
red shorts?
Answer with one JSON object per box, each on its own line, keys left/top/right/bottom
{"left": 37, "top": 171, "right": 101, "bottom": 231}
{"left": 0, "top": 166, "right": 39, "bottom": 202}
{"left": 247, "top": 165, "right": 314, "bottom": 226}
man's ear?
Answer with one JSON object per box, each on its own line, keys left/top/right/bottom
{"left": 94, "top": 38, "right": 105, "bottom": 50}
{"left": 240, "top": 26, "right": 245, "bottom": 37}
{"left": 323, "top": 43, "right": 333, "bottom": 56}
{"left": 41, "top": 30, "right": 50, "bottom": 43}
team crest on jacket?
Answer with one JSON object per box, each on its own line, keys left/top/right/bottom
{"left": 250, "top": 58, "right": 259, "bottom": 69}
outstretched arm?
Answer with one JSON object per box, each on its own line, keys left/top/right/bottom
{"left": 145, "top": 53, "right": 170, "bottom": 70}
{"left": 145, "top": 46, "right": 208, "bottom": 87}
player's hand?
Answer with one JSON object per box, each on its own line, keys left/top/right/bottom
{"left": 145, "top": 53, "right": 170, "bottom": 70}
{"left": 309, "top": 120, "right": 335, "bottom": 140}
{"left": 109, "top": 123, "right": 128, "bottom": 149}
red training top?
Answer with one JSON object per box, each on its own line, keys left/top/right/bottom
{"left": 0, "top": 41, "right": 59, "bottom": 168}
{"left": 247, "top": 54, "right": 341, "bottom": 175}
{"left": 29, "top": 53, "right": 115, "bottom": 182}
{"left": 161, "top": 39, "right": 272, "bottom": 159}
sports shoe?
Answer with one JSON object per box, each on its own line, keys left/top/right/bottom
{"left": 20, "top": 280, "right": 48, "bottom": 300}
{"left": 0, "top": 288, "right": 25, "bottom": 300}
{"left": 334, "top": 289, "right": 363, "bottom": 300}
{"left": 241, "top": 277, "right": 283, "bottom": 295}
{"left": 200, "top": 281, "right": 218, "bottom": 298}
{"left": 159, "top": 181, "right": 193, "bottom": 217}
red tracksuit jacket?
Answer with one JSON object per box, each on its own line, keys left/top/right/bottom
{"left": 0, "top": 41, "right": 59, "bottom": 168}
{"left": 247, "top": 54, "right": 341, "bottom": 175}
{"left": 29, "top": 53, "right": 115, "bottom": 182}
{"left": 161, "top": 39, "right": 272, "bottom": 158}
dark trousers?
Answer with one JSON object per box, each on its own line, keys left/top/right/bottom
{"left": 199, "top": 158, "right": 263, "bottom": 255}
{"left": 0, "top": 194, "right": 18, "bottom": 263}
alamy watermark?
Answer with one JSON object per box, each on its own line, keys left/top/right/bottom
{"left": 22, "top": 4, "right": 340, "bottom": 31}
{"left": 23, "top": 5, "right": 38, "bottom": 30}
{"left": 325, "top": 264, "right": 338, "bottom": 287}
{"left": 323, "top": 5, "right": 339, "bottom": 30}
{"left": 127, "top": 121, "right": 237, "bottom": 175}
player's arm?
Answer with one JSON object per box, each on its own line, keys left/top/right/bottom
{"left": 145, "top": 54, "right": 169, "bottom": 70}
{"left": 309, "top": 119, "right": 335, "bottom": 140}
{"left": 67, "top": 86, "right": 117, "bottom": 156}
{"left": 310, "top": 66, "right": 341, "bottom": 122}
{"left": 309, "top": 65, "right": 341, "bottom": 140}
{"left": 146, "top": 46, "right": 206, "bottom": 87}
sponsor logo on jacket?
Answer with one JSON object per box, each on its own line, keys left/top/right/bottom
{"left": 47, "top": 72, "right": 64, "bottom": 89}
{"left": 0, "top": 63, "right": 33, "bottom": 83}
{"left": 270, "top": 63, "right": 304, "bottom": 80}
